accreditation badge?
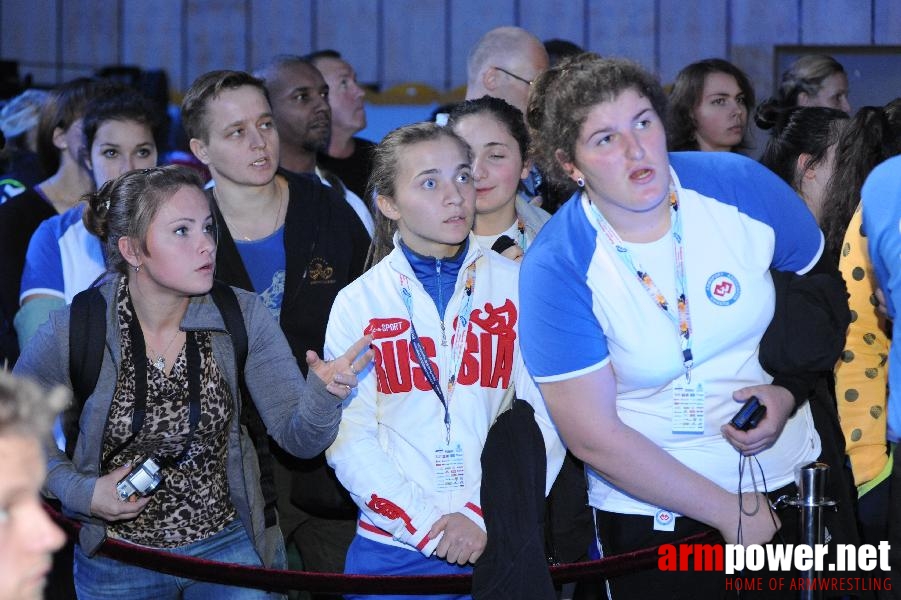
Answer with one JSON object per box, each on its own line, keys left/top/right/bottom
{"left": 434, "top": 442, "right": 465, "bottom": 491}
{"left": 672, "top": 381, "right": 705, "bottom": 434}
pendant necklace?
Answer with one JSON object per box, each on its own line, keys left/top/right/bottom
{"left": 147, "top": 330, "right": 182, "bottom": 371}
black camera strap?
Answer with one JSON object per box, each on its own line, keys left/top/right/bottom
{"left": 68, "top": 282, "right": 275, "bottom": 524}
{"left": 106, "top": 321, "right": 201, "bottom": 467}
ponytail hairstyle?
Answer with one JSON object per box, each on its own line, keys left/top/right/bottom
{"left": 774, "top": 55, "right": 846, "bottom": 109}
{"left": 757, "top": 105, "right": 848, "bottom": 190}
{"left": 366, "top": 122, "right": 472, "bottom": 268}
{"left": 83, "top": 165, "right": 207, "bottom": 275}
{"left": 754, "top": 55, "right": 849, "bottom": 128}
{"left": 820, "top": 98, "right": 901, "bottom": 264}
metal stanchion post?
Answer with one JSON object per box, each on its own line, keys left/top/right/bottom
{"left": 781, "top": 462, "right": 836, "bottom": 600}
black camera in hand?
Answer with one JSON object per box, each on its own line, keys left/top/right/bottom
{"left": 116, "top": 455, "right": 163, "bottom": 502}
{"left": 729, "top": 396, "right": 767, "bottom": 431}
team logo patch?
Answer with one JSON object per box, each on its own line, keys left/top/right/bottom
{"left": 308, "top": 257, "right": 335, "bottom": 284}
{"left": 706, "top": 272, "right": 740, "bottom": 306}
{"left": 365, "top": 317, "right": 410, "bottom": 339}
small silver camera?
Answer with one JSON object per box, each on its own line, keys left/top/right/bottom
{"left": 116, "top": 456, "right": 163, "bottom": 501}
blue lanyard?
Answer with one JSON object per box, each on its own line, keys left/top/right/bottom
{"left": 588, "top": 189, "right": 694, "bottom": 380}
{"left": 399, "top": 263, "right": 476, "bottom": 443}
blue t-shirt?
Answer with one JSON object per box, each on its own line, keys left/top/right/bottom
{"left": 519, "top": 151, "right": 823, "bottom": 515}
{"left": 235, "top": 226, "right": 286, "bottom": 319}
{"left": 861, "top": 154, "right": 901, "bottom": 442}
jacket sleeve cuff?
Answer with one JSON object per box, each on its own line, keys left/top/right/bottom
{"left": 405, "top": 504, "right": 485, "bottom": 555}
{"left": 49, "top": 472, "right": 96, "bottom": 521}
{"left": 304, "top": 370, "right": 344, "bottom": 420}
{"left": 290, "top": 371, "right": 342, "bottom": 458}
{"left": 401, "top": 506, "right": 443, "bottom": 557}
{"left": 461, "top": 501, "right": 486, "bottom": 533}
{"left": 416, "top": 531, "right": 441, "bottom": 556}
{"left": 771, "top": 373, "right": 813, "bottom": 412}
{"left": 364, "top": 495, "right": 443, "bottom": 557}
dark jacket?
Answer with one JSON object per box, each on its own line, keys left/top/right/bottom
{"left": 0, "top": 187, "right": 56, "bottom": 365}
{"left": 760, "top": 265, "right": 851, "bottom": 388}
{"left": 473, "top": 400, "right": 556, "bottom": 600}
{"left": 761, "top": 262, "right": 865, "bottom": 589}
{"left": 212, "top": 171, "right": 369, "bottom": 517}
{"left": 317, "top": 137, "right": 376, "bottom": 200}
{"left": 212, "top": 171, "right": 369, "bottom": 364}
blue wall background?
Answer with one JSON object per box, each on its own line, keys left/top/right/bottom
{"left": 2, "top": 0, "right": 900, "bottom": 140}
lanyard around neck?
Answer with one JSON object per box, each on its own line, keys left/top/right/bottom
{"left": 516, "top": 217, "right": 528, "bottom": 252}
{"left": 588, "top": 189, "right": 694, "bottom": 380}
{"left": 399, "top": 261, "right": 476, "bottom": 444}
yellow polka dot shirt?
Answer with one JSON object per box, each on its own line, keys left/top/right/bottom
{"left": 835, "top": 207, "right": 891, "bottom": 486}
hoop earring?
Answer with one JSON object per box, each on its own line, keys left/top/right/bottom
{"left": 576, "top": 177, "right": 585, "bottom": 188}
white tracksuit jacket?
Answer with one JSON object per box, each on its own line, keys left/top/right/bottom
{"left": 325, "top": 235, "right": 564, "bottom": 556}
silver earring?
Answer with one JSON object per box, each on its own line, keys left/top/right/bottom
{"left": 576, "top": 177, "right": 585, "bottom": 188}
{"left": 133, "top": 264, "right": 141, "bottom": 273}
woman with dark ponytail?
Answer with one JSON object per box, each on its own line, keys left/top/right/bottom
{"left": 756, "top": 104, "right": 848, "bottom": 223}
{"left": 820, "top": 100, "right": 901, "bottom": 264}
{"left": 16, "top": 87, "right": 159, "bottom": 348}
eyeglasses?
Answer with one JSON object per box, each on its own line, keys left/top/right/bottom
{"left": 493, "top": 66, "right": 533, "bottom": 86}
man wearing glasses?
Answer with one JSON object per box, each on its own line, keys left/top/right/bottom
{"left": 465, "top": 26, "right": 548, "bottom": 114}
{"left": 463, "top": 26, "right": 555, "bottom": 209}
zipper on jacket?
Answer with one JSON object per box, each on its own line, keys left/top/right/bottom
{"left": 436, "top": 259, "right": 447, "bottom": 346}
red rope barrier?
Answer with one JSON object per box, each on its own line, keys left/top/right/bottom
{"left": 47, "top": 503, "right": 722, "bottom": 595}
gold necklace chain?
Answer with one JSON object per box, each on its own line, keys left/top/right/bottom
{"left": 216, "top": 182, "right": 286, "bottom": 242}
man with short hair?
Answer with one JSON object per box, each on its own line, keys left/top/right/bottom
{"left": 256, "top": 55, "right": 373, "bottom": 237}
{"left": 0, "top": 370, "right": 67, "bottom": 600}
{"left": 465, "top": 26, "right": 549, "bottom": 114}
{"left": 307, "top": 50, "right": 375, "bottom": 200}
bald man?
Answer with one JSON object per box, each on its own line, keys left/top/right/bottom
{"left": 465, "top": 26, "right": 549, "bottom": 114}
